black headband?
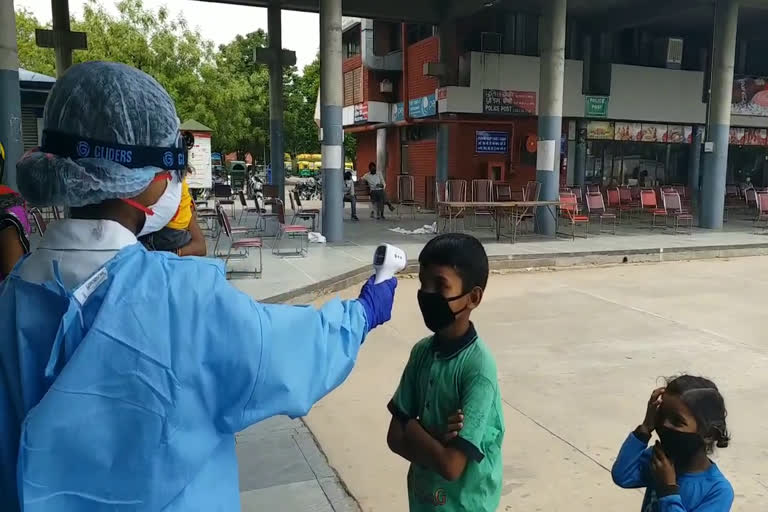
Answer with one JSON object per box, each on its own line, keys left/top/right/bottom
{"left": 41, "top": 130, "right": 187, "bottom": 171}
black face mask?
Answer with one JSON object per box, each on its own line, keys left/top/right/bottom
{"left": 656, "top": 425, "right": 705, "bottom": 465}
{"left": 417, "top": 290, "right": 468, "bottom": 333}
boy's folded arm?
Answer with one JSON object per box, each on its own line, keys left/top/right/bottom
{"left": 611, "top": 429, "right": 653, "bottom": 489}
{"left": 401, "top": 418, "right": 468, "bottom": 481}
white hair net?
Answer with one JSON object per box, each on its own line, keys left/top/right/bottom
{"left": 16, "top": 61, "right": 182, "bottom": 207}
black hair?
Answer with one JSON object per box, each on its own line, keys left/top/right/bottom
{"left": 369, "top": 162, "right": 376, "bottom": 169}
{"left": 418, "top": 233, "right": 489, "bottom": 292}
{"left": 344, "top": 171, "right": 352, "bottom": 180}
{"left": 665, "top": 375, "right": 730, "bottom": 451}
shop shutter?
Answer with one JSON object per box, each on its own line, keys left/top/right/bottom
{"left": 21, "top": 107, "right": 41, "bottom": 151}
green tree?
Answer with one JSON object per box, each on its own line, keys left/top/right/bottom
{"left": 15, "top": 8, "right": 55, "bottom": 76}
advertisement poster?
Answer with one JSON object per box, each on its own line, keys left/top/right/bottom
{"left": 475, "top": 131, "right": 509, "bottom": 154}
{"left": 587, "top": 121, "right": 614, "bottom": 140}
{"left": 640, "top": 124, "right": 668, "bottom": 142}
{"left": 483, "top": 89, "right": 537, "bottom": 115}
{"left": 746, "top": 128, "right": 768, "bottom": 146}
{"left": 732, "top": 77, "right": 768, "bottom": 116}
{"left": 614, "top": 122, "right": 642, "bottom": 141}
{"left": 667, "top": 125, "right": 685, "bottom": 143}
{"left": 353, "top": 103, "right": 368, "bottom": 124}
{"left": 684, "top": 126, "right": 694, "bottom": 143}
{"left": 729, "top": 127, "right": 746, "bottom": 145}
{"left": 187, "top": 132, "right": 212, "bottom": 189}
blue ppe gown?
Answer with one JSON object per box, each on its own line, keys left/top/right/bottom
{"left": 0, "top": 242, "right": 369, "bottom": 511}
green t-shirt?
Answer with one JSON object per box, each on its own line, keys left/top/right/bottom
{"left": 388, "top": 324, "right": 505, "bottom": 512}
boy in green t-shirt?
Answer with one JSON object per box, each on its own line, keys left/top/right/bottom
{"left": 387, "top": 233, "right": 504, "bottom": 512}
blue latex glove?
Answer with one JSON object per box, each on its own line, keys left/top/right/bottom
{"left": 357, "top": 275, "right": 397, "bottom": 333}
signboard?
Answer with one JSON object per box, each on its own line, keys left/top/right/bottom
{"left": 585, "top": 96, "right": 609, "bottom": 118}
{"left": 392, "top": 93, "right": 437, "bottom": 121}
{"left": 684, "top": 126, "right": 694, "bottom": 143}
{"left": 746, "top": 128, "right": 768, "bottom": 145}
{"left": 640, "top": 124, "right": 668, "bottom": 142}
{"left": 353, "top": 103, "right": 368, "bottom": 124}
{"left": 614, "top": 122, "right": 642, "bottom": 141}
{"left": 587, "top": 121, "right": 614, "bottom": 140}
{"left": 186, "top": 132, "right": 212, "bottom": 189}
{"left": 483, "top": 89, "right": 537, "bottom": 115}
{"left": 667, "top": 125, "right": 685, "bottom": 143}
{"left": 732, "top": 77, "right": 768, "bottom": 116}
{"left": 475, "top": 131, "right": 509, "bottom": 154}
{"left": 729, "top": 127, "right": 746, "bottom": 145}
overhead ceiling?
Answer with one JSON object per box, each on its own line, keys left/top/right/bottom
{"left": 195, "top": 0, "right": 768, "bottom": 35}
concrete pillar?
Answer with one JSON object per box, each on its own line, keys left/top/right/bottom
{"left": 436, "top": 127, "right": 449, "bottom": 183}
{"left": 268, "top": 4, "right": 285, "bottom": 202}
{"left": 436, "top": 21, "right": 457, "bottom": 186}
{"left": 0, "top": 0, "right": 23, "bottom": 189}
{"left": 376, "top": 127, "right": 387, "bottom": 177}
{"left": 574, "top": 119, "right": 587, "bottom": 189}
{"left": 688, "top": 125, "right": 703, "bottom": 210}
{"left": 51, "top": 0, "right": 73, "bottom": 76}
{"left": 320, "top": 0, "right": 343, "bottom": 242}
{"left": 535, "top": 0, "right": 567, "bottom": 236}
{"left": 701, "top": 0, "right": 738, "bottom": 229}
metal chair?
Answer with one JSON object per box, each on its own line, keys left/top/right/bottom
{"left": 213, "top": 183, "right": 235, "bottom": 217}
{"left": 471, "top": 179, "right": 494, "bottom": 228}
{"left": 397, "top": 175, "right": 420, "bottom": 219}
{"left": 293, "top": 190, "right": 320, "bottom": 230}
{"left": 558, "top": 192, "right": 589, "bottom": 239}
{"left": 238, "top": 191, "right": 263, "bottom": 226}
{"left": 640, "top": 189, "right": 667, "bottom": 228}
{"left": 585, "top": 192, "right": 617, "bottom": 235}
{"left": 215, "top": 204, "right": 262, "bottom": 278}
{"left": 273, "top": 199, "right": 309, "bottom": 256}
{"left": 289, "top": 191, "right": 319, "bottom": 231}
{"left": 29, "top": 208, "right": 47, "bottom": 235}
{"left": 662, "top": 191, "right": 694, "bottom": 234}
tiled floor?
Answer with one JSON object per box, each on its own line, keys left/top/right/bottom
{"left": 237, "top": 416, "right": 359, "bottom": 512}
{"left": 212, "top": 199, "right": 768, "bottom": 301}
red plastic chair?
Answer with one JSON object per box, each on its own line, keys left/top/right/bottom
{"left": 273, "top": 199, "right": 309, "bottom": 256}
{"left": 559, "top": 192, "right": 589, "bottom": 239}
{"left": 216, "top": 204, "right": 262, "bottom": 278}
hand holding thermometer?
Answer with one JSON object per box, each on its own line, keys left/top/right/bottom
{"left": 373, "top": 244, "right": 407, "bottom": 284}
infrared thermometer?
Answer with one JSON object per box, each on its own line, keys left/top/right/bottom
{"left": 373, "top": 244, "right": 407, "bottom": 284}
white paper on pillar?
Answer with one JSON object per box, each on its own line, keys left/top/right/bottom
{"left": 537, "top": 140, "right": 556, "bottom": 171}
{"left": 322, "top": 145, "right": 343, "bottom": 170}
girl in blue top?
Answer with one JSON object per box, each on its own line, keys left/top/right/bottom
{"left": 612, "top": 375, "right": 733, "bottom": 512}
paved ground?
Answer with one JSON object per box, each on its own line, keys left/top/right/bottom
{"left": 213, "top": 198, "right": 768, "bottom": 301}
{"left": 304, "top": 257, "right": 768, "bottom": 512}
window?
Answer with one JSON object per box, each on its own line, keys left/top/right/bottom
{"left": 343, "top": 67, "right": 363, "bottom": 107}
{"left": 343, "top": 28, "right": 361, "bottom": 59}
{"left": 406, "top": 24, "right": 436, "bottom": 45}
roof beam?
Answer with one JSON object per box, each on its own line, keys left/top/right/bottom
{"left": 580, "top": 0, "right": 712, "bottom": 33}
{"left": 194, "top": 0, "right": 440, "bottom": 23}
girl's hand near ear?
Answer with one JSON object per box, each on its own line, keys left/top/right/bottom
{"left": 640, "top": 387, "right": 665, "bottom": 436}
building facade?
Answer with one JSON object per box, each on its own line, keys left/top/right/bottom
{"left": 342, "top": 10, "right": 768, "bottom": 206}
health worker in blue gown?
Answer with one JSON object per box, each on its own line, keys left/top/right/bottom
{"left": 0, "top": 61, "right": 398, "bottom": 512}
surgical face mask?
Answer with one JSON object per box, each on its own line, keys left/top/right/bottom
{"left": 136, "top": 174, "right": 182, "bottom": 237}
{"left": 656, "top": 425, "right": 705, "bottom": 465}
{"left": 417, "top": 289, "right": 468, "bottom": 333}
